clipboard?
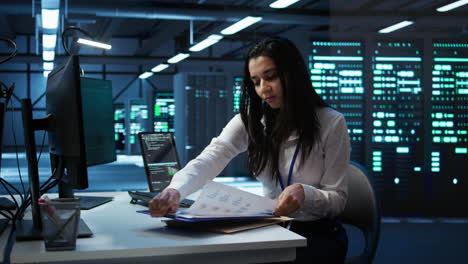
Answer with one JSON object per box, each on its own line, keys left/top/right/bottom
{"left": 161, "top": 216, "right": 293, "bottom": 234}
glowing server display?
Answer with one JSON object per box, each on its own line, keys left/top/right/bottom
{"left": 309, "top": 41, "right": 365, "bottom": 164}
{"left": 129, "top": 99, "right": 148, "bottom": 146}
{"left": 233, "top": 77, "right": 242, "bottom": 113}
{"left": 370, "top": 41, "right": 424, "bottom": 204}
{"left": 430, "top": 42, "right": 468, "bottom": 203}
{"left": 113, "top": 103, "right": 125, "bottom": 152}
{"left": 154, "top": 92, "right": 175, "bottom": 132}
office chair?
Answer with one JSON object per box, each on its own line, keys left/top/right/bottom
{"left": 338, "top": 162, "right": 381, "bottom": 264}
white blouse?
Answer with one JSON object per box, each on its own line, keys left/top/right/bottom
{"left": 167, "top": 107, "right": 350, "bottom": 221}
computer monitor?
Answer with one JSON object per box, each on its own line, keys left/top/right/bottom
{"left": 17, "top": 55, "right": 116, "bottom": 240}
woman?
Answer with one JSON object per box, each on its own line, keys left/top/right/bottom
{"left": 149, "top": 37, "right": 350, "bottom": 263}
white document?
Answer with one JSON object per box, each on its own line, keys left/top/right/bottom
{"left": 176, "top": 181, "right": 276, "bottom": 219}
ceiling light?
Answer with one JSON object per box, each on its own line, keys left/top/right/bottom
{"left": 41, "top": 9, "right": 59, "bottom": 29}
{"left": 43, "top": 70, "right": 51, "bottom": 77}
{"left": 42, "top": 50, "right": 55, "bottom": 61}
{"left": 77, "top": 38, "right": 112, "bottom": 50}
{"left": 269, "top": 0, "right": 300, "bottom": 8}
{"left": 168, "top": 53, "right": 190, "bottom": 64}
{"left": 139, "top": 72, "right": 154, "bottom": 79}
{"left": 189, "top": 34, "right": 223, "bottom": 52}
{"left": 43, "top": 62, "right": 54, "bottom": 71}
{"left": 42, "top": 34, "right": 57, "bottom": 48}
{"left": 437, "top": 0, "right": 468, "bottom": 12}
{"left": 151, "top": 64, "right": 170, "bottom": 72}
{"left": 378, "top": 21, "right": 414, "bottom": 34}
{"left": 221, "top": 16, "right": 262, "bottom": 35}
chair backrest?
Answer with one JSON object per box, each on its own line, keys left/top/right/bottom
{"left": 338, "top": 162, "right": 381, "bottom": 264}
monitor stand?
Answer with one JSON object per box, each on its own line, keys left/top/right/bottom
{"left": 76, "top": 195, "right": 113, "bottom": 210}
{"left": 17, "top": 98, "right": 95, "bottom": 241}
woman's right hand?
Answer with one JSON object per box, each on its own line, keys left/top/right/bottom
{"left": 148, "top": 188, "right": 181, "bottom": 217}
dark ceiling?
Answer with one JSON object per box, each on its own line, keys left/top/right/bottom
{"left": 1, "top": 0, "right": 467, "bottom": 61}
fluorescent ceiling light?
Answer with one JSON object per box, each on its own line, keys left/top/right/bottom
{"left": 43, "top": 62, "right": 54, "bottom": 71}
{"left": 167, "top": 53, "right": 190, "bottom": 64}
{"left": 378, "top": 20, "right": 414, "bottom": 34}
{"left": 189, "top": 34, "right": 223, "bottom": 52}
{"left": 139, "top": 72, "right": 154, "bottom": 79}
{"left": 42, "top": 34, "right": 57, "bottom": 48}
{"left": 221, "top": 16, "right": 262, "bottom": 35}
{"left": 77, "top": 38, "right": 112, "bottom": 50}
{"left": 41, "top": 9, "right": 59, "bottom": 29}
{"left": 42, "top": 50, "right": 55, "bottom": 61}
{"left": 437, "top": 0, "right": 468, "bottom": 12}
{"left": 43, "top": 70, "right": 51, "bottom": 77}
{"left": 269, "top": 0, "right": 300, "bottom": 8}
{"left": 151, "top": 64, "right": 169, "bottom": 72}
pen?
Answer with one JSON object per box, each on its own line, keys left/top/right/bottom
{"left": 38, "top": 195, "right": 65, "bottom": 233}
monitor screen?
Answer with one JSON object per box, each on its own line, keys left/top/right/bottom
{"left": 46, "top": 55, "right": 116, "bottom": 190}
{"left": 138, "top": 132, "right": 180, "bottom": 192}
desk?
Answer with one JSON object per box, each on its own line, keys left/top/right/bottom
{"left": 0, "top": 192, "right": 306, "bottom": 264}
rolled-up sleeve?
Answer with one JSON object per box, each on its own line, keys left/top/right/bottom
{"left": 294, "top": 114, "right": 350, "bottom": 219}
{"left": 167, "top": 114, "right": 248, "bottom": 199}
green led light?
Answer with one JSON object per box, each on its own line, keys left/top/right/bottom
{"left": 312, "top": 56, "right": 363, "bottom": 61}
{"left": 375, "top": 57, "right": 422, "bottom": 62}
{"left": 434, "top": 57, "right": 468, "bottom": 62}
{"left": 455, "top": 148, "right": 468, "bottom": 154}
{"left": 155, "top": 105, "right": 161, "bottom": 116}
{"left": 374, "top": 89, "right": 383, "bottom": 95}
{"left": 373, "top": 167, "right": 382, "bottom": 172}
{"left": 414, "top": 167, "right": 421, "bottom": 172}
{"left": 396, "top": 147, "right": 409, "bottom": 153}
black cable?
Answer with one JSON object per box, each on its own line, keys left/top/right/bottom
{"left": 61, "top": 26, "right": 94, "bottom": 56}
{"left": 36, "top": 131, "right": 47, "bottom": 163}
{"left": 2, "top": 218, "right": 15, "bottom": 264}
{"left": 9, "top": 99, "right": 26, "bottom": 197}
{"left": 0, "top": 37, "right": 17, "bottom": 64}
{"left": 0, "top": 178, "right": 21, "bottom": 209}
{"left": 0, "top": 209, "right": 13, "bottom": 220}
{"left": 4, "top": 83, "right": 15, "bottom": 112}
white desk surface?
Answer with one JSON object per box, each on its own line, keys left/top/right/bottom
{"left": 1, "top": 192, "right": 306, "bottom": 264}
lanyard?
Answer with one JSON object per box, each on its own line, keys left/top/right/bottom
{"left": 278, "top": 143, "right": 301, "bottom": 191}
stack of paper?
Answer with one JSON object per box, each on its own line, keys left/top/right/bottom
{"left": 162, "top": 181, "right": 292, "bottom": 233}
{"left": 173, "top": 181, "right": 276, "bottom": 220}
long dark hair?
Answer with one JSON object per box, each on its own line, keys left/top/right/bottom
{"left": 239, "top": 37, "right": 329, "bottom": 180}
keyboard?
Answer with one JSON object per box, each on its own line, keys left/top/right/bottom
{"left": 128, "top": 191, "right": 194, "bottom": 208}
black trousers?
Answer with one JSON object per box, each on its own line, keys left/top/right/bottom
{"left": 284, "top": 219, "right": 348, "bottom": 264}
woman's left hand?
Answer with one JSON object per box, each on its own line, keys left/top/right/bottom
{"left": 274, "top": 184, "right": 305, "bottom": 216}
